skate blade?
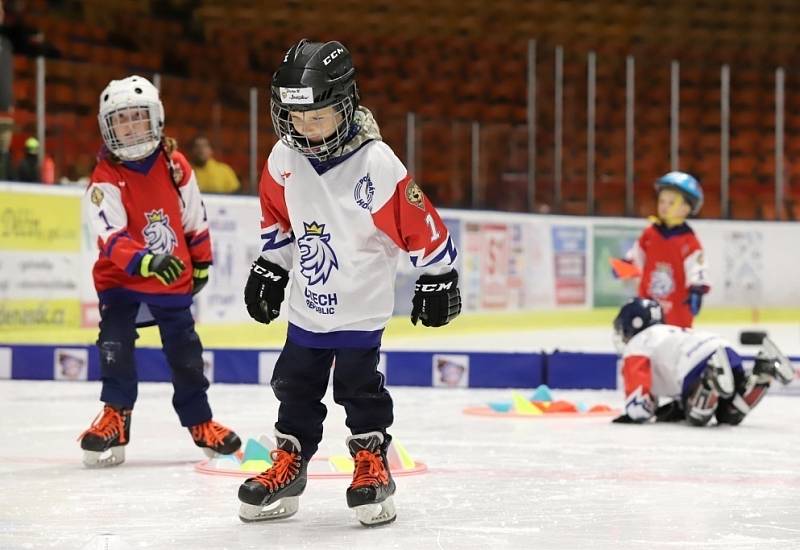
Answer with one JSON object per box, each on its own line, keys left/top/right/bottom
{"left": 354, "top": 497, "right": 396, "bottom": 527}
{"left": 762, "top": 338, "right": 796, "bottom": 385}
{"left": 82, "top": 446, "right": 125, "bottom": 468}
{"left": 202, "top": 447, "right": 218, "bottom": 459}
{"left": 238, "top": 497, "right": 299, "bottom": 523}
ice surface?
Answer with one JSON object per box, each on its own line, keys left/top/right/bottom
{"left": 2, "top": 377, "right": 800, "bottom": 549}
{"left": 2, "top": 317, "right": 799, "bottom": 548}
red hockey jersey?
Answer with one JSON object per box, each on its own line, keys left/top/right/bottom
{"left": 85, "top": 148, "right": 212, "bottom": 297}
{"left": 626, "top": 223, "right": 708, "bottom": 328}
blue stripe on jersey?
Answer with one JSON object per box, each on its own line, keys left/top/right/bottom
{"left": 287, "top": 323, "right": 384, "bottom": 349}
{"left": 125, "top": 250, "right": 146, "bottom": 275}
{"left": 104, "top": 230, "right": 132, "bottom": 258}
{"left": 411, "top": 236, "right": 458, "bottom": 267}
{"left": 261, "top": 227, "right": 294, "bottom": 251}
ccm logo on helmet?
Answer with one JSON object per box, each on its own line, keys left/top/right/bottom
{"left": 323, "top": 48, "right": 344, "bottom": 66}
{"left": 253, "top": 264, "right": 284, "bottom": 282}
{"left": 415, "top": 281, "right": 454, "bottom": 292}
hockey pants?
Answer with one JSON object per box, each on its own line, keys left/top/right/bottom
{"left": 271, "top": 338, "right": 394, "bottom": 460}
{"left": 97, "top": 300, "right": 212, "bottom": 427}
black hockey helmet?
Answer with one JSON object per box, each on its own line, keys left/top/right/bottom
{"left": 613, "top": 297, "right": 663, "bottom": 346}
{"left": 270, "top": 39, "right": 360, "bottom": 161}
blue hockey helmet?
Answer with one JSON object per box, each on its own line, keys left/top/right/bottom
{"left": 654, "top": 171, "right": 703, "bottom": 215}
{"left": 613, "top": 298, "right": 663, "bottom": 346}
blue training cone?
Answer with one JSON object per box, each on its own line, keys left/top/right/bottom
{"left": 530, "top": 384, "right": 553, "bottom": 402}
{"left": 243, "top": 438, "right": 271, "bottom": 465}
{"left": 488, "top": 401, "right": 513, "bottom": 413}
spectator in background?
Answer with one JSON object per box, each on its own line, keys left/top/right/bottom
{"left": 15, "top": 136, "right": 39, "bottom": 182}
{"left": 189, "top": 135, "right": 240, "bottom": 194}
{"left": 0, "top": 115, "right": 13, "bottom": 180}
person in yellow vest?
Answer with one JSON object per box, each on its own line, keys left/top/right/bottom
{"left": 189, "top": 135, "right": 240, "bottom": 193}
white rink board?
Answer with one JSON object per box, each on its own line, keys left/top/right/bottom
{"left": 3, "top": 182, "right": 800, "bottom": 331}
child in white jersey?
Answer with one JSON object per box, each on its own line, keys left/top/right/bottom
{"left": 238, "top": 39, "right": 461, "bottom": 527}
{"left": 613, "top": 298, "right": 795, "bottom": 426}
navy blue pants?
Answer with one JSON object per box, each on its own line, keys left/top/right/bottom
{"left": 271, "top": 338, "right": 394, "bottom": 460}
{"left": 97, "top": 300, "right": 212, "bottom": 427}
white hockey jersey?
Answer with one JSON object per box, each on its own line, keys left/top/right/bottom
{"left": 258, "top": 136, "right": 457, "bottom": 348}
{"left": 621, "top": 324, "right": 730, "bottom": 399}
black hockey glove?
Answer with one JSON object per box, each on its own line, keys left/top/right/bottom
{"left": 654, "top": 400, "right": 685, "bottom": 423}
{"left": 139, "top": 253, "right": 185, "bottom": 286}
{"left": 411, "top": 269, "right": 462, "bottom": 327}
{"left": 244, "top": 257, "right": 289, "bottom": 324}
{"left": 191, "top": 263, "right": 210, "bottom": 296}
{"left": 611, "top": 414, "right": 638, "bottom": 424}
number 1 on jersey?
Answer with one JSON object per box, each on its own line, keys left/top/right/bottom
{"left": 425, "top": 214, "right": 440, "bottom": 242}
{"left": 98, "top": 210, "right": 113, "bottom": 231}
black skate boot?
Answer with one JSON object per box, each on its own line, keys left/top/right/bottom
{"left": 78, "top": 404, "right": 131, "bottom": 468}
{"left": 755, "top": 337, "right": 796, "bottom": 385}
{"left": 189, "top": 419, "right": 241, "bottom": 458}
{"left": 346, "top": 432, "right": 396, "bottom": 527}
{"left": 237, "top": 431, "right": 307, "bottom": 522}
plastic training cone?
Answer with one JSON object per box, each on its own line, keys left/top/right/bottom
{"left": 242, "top": 438, "right": 271, "bottom": 464}
{"left": 530, "top": 384, "right": 553, "bottom": 402}
{"left": 329, "top": 455, "right": 354, "bottom": 473}
{"left": 512, "top": 391, "right": 543, "bottom": 415}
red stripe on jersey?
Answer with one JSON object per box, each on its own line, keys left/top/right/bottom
{"left": 259, "top": 164, "right": 291, "bottom": 233}
{"left": 372, "top": 175, "right": 449, "bottom": 256}
{"left": 622, "top": 355, "right": 653, "bottom": 396}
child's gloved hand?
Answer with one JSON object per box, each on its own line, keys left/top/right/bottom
{"left": 139, "top": 253, "right": 185, "bottom": 286}
{"left": 192, "top": 263, "right": 210, "bottom": 295}
{"left": 686, "top": 286, "right": 705, "bottom": 316}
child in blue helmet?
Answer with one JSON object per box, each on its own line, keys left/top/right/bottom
{"left": 616, "top": 171, "right": 709, "bottom": 328}
{"left": 612, "top": 298, "right": 795, "bottom": 425}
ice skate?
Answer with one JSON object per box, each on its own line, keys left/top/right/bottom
{"left": 704, "top": 346, "right": 735, "bottom": 399}
{"left": 189, "top": 419, "right": 241, "bottom": 458}
{"left": 237, "top": 431, "right": 307, "bottom": 522}
{"left": 346, "top": 432, "right": 396, "bottom": 527}
{"left": 78, "top": 404, "right": 131, "bottom": 468}
{"left": 755, "top": 337, "right": 796, "bottom": 385}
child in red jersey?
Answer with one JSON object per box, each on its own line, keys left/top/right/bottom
{"left": 618, "top": 172, "right": 709, "bottom": 328}
{"left": 78, "top": 75, "right": 240, "bottom": 468}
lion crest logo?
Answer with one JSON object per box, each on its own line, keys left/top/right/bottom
{"left": 297, "top": 221, "right": 339, "bottom": 286}
{"left": 142, "top": 209, "right": 178, "bottom": 254}
{"left": 648, "top": 263, "right": 675, "bottom": 299}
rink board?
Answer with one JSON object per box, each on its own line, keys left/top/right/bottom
{"left": 2, "top": 342, "right": 797, "bottom": 390}
{"left": 0, "top": 343, "right": 622, "bottom": 389}
{"left": 0, "top": 344, "right": 592, "bottom": 389}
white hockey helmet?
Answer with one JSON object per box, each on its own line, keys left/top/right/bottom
{"left": 98, "top": 75, "right": 164, "bottom": 161}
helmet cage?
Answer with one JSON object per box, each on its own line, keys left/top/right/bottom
{"left": 270, "top": 88, "right": 356, "bottom": 161}
{"left": 99, "top": 102, "right": 163, "bottom": 161}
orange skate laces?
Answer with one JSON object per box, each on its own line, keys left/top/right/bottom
{"left": 252, "top": 449, "right": 301, "bottom": 490}
{"left": 190, "top": 420, "right": 231, "bottom": 447}
{"left": 78, "top": 405, "right": 127, "bottom": 444}
{"left": 350, "top": 450, "right": 389, "bottom": 488}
